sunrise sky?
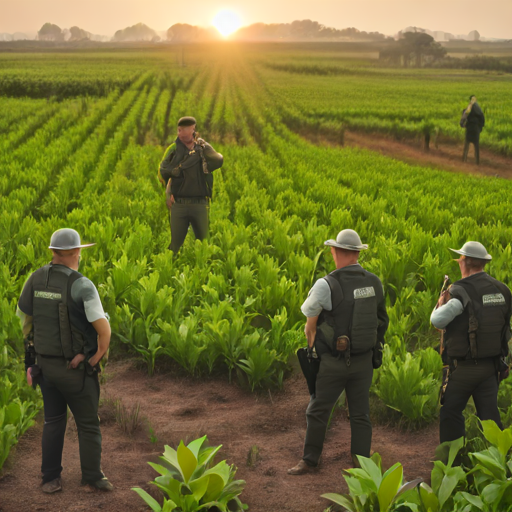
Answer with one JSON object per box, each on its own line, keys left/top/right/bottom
{"left": 1, "top": 0, "right": 511, "bottom": 39}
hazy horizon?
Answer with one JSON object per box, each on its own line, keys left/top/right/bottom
{"left": 1, "top": 0, "right": 511, "bottom": 39}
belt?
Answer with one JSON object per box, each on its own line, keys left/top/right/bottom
{"left": 174, "top": 197, "right": 209, "bottom": 204}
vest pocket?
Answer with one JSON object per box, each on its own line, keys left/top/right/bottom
{"left": 351, "top": 297, "right": 378, "bottom": 353}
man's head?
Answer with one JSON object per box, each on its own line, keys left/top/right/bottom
{"left": 48, "top": 228, "right": 95, "bottom": 270}
{"left": 177, "top": 116, "right": 197, "bottom": 145}
{"left": 324, "top": 229, "right": 368, "bottom": 269}
{"left": 449, "top": 241, "right": 491, "bottom": 277}
{"left": 469, "top": 95, "right": 477, "bottom": 104}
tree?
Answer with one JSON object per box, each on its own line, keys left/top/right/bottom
{"left": 37, "top": 23, "right": 64, "bottom": 42}
{"left": 380, "top": 31, "right": 446, "bottom": 67}
{"left": 167, "top": 24, "right": 199, "bottom": 42}
{"left": 113, "top": 23, "right": 159, "bottom": 42}
{"left": 69, "top": 26, "right": 91, "bottom": 41}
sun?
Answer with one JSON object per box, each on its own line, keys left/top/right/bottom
{"left": 212, "top": 9, "right": 242, "bottom": 38}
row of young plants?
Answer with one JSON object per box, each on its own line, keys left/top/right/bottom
{"left": 256, "top": 55, "right": 512, "bottom": 155}
{"left": 3, "top": 48, "right": 512, "bottom": 469}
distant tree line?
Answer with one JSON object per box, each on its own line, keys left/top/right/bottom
{"left": 235, "top": 20, "right": 390, "bottom": 41}
{"left": 434, "top": 55, "right": 512, "bottom": 73}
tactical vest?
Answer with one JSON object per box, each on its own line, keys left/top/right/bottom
{"left": 162, "top": 139, "right": 214, "bottom": 198}
{"left": 445, "top": 272, "right": 511, "bottom": 360}
{"left": 31, "top": 264, "right": 96, "bottom": 359}
{"left": 316, "top": 265, "right": 382, "bottom": 356}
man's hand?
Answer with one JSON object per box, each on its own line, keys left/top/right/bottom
{"left": 166, "top": 194, "right": 175, "bottom": 210}
{"left": 68, "top": 353, "right": 86, "bottom": 369}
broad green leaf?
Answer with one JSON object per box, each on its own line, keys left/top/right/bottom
{"left": 481, "top": 420, "right": 512, "bottom": 457}
{"left": 378, "top": 463, "right": 403, "bottom": 511}
{"left": 177, "top": 441, "right": 197, "bottom": 483}
{"left": 471, "top": 450, "right": 506, "bottom": 481}
{"left": 321, "top": 493, "right": 357, "bottom": 512}
{"left": 162, "top": 445, "right": 181, "bottom": 472}
{"left": 162, "top": 499, "right": 177, "bottom": 512}
{"left": 187, "top": 435, "right": 207, "bottom": 459}
{"left": 437, "top": 466, "right": 465, "bottom": 508}
{"left": 418, "top": 482, "right": 439, "bottom": 512}
{"left": 358, "top": 455, "right": 382, "bottom": 489}
{"left": 458, "top": 491, "right": 484, "bottom": 510}
{"left": 189, "top": 475, "right": 209, "bottom": 502}
{"left": 203, "top": 473, "right": 225, "bottom": 502}
{"left": 132, "top": 487, "right": 162, "bottom": 512}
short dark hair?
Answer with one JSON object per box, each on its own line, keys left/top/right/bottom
{"left": 464, "top": 256, "right": 487, "bottom": 271}
{"left": 469, "top": 94, "right": 476, "bottom": 101}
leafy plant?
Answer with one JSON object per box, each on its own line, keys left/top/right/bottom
{"left": 132, "top": 435, "right": 247, "bottom": 512}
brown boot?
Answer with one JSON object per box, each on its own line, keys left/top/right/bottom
{"left": 42, "top": 477, "right": 62, "bottom": 493}
{"left": 287, "top": 460, "right": 317, "bottom": 475}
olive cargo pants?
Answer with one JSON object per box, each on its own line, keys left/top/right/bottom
{"left": 38, "top": 357, "right": 103, "bottom": 484}
{"left": 440, "top": 358, "right": 502, "bottom": 443}
{"left": 169, "top": 201, "right": 209, "bottom": 253}
{"left": 303, "top": 351, "right": 373, "bottom": 466}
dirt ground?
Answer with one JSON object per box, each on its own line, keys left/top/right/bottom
{"left": 0, "top": 361, "right": 439, "bottom": 512}
{"left": 303, "top": 128, "right": 512, "bottom": 180}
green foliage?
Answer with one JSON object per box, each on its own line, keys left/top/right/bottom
{"left": 132, "top": 435, "right": 247, "bottom": 512}
{"left": 322, "top": 453, "right": 421, "bottom": 512}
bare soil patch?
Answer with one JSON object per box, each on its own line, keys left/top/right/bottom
{"left": 0, "top": 361, "right": 439, "bottom": 512}
{"left": 301, "top": 128, "right": 512, "bottom": 180}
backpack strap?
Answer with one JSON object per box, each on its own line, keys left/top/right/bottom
{"left": 324, "top": 275, "right": 344, "bottom": 311}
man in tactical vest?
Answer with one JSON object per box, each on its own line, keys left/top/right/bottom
{"left": 288, "top": 229, "right": 389, "bottom": 475}
{"left": 431, "top": 241, "right": 511, "bottom": 443}
{"left": 16, "top": 229, "right": 112, "bottom": 493}
{"left": 158, "top": 116, "right": 224, "bottom": 253}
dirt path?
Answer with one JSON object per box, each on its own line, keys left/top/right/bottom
{"left": 0, "top": 362, "right": 439, "bottom": 512}
{"left": 303, "top": 128, "right": 512, "bottom": 179}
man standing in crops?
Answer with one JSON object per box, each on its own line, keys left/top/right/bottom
{"left": 288, "top": 229, "right": 389, "bottom": 475}
{"left": 158, "top": 116, "right": 224, "bottom": 253}
{"left": 461, "top": 95, "right": 485, "bottom": 165}
{"left": 16, "top": 229, "right": 113, "bottom": 493}
{"left": 431, "top": 242, "right": 511, "bottom": 443}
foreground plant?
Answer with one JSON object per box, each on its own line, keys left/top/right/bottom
{"left": 322, "top": 453, "right": 421, "bottom": 512}
{"left": 132, "top": 435, "right": 247, "bottom": 512}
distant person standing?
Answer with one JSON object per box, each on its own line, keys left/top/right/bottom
{"left": 158, "top": 117, "right": 224, "bottom": 253}
{"left": 461, "top": 95, "right": 485, "bottom": 165}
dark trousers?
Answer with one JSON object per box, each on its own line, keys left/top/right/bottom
{"left": 38, "top": 357, "right": 103, "bottom": 484}
{"left": 463, "top": 134, "right": 480, "bottom": 164}
{"left": 169, "top": 201, "right": 209, "bottom": 253}
{"left": 303, "top": 351, "right": 373, "bottom": 466}
{"left": 440, "top": 358, "right": 502, "bottom": 443}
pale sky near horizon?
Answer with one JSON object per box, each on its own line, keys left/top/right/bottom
{"left": 1, "top": 0, "right": 511, "bottom": 39}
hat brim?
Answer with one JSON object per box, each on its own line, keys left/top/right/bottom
{"left": 49, "top": 243, "right": 96, "bottom": 250}
{"left": 324, "top": 240, "right": 368, "bottom": 251}
{"left": 449, "top": 248, "right": 492, "bottom": 261}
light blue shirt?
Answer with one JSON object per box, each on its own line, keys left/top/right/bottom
{"left": 430, "top": 298, "right": 464, "bottom": 329}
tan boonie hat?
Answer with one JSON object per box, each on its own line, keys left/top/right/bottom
{"left": 49, "top": 228, "right": 96, "bottom": 250}
{"left": 449, "top": 241, "right": 492, "bottom": 261}
{"left": 324, "top": 229, "right": 368, "bottom": 251}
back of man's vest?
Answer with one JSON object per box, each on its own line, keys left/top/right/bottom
{"left": 32, "top": 264, "right": 86, "bottom": 359}
{"left": 445, "top": 272, "right": 511, "bottom": 359}
{"left": 317, "top": 266, "right": 382, "bottom": 356}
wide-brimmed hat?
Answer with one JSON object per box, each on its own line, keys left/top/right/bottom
{"left": 49, "top": 228, "right": 95, "bottom": 250}
{"left": 324, "top": 229, "right": 368, "bottom": 251}
{"left": 449, "top": 241, "right": 492, "bottom": 261}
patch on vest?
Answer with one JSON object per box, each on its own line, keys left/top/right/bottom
{"left": 482, "top": 293, "right": 506, "bottom": 306}
{"left": 34, "top": 290, "right": 62, "bottom": 300}
{"left": 354, "top": 287, "right": 376, "bottom": 299}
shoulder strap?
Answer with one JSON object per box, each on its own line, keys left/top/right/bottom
{"left": 324, "top": 275, "right": 344, "bottom": 311}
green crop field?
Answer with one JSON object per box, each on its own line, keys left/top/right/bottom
{"left": 2, "top": 44, "right": 512, "bottom": 472}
